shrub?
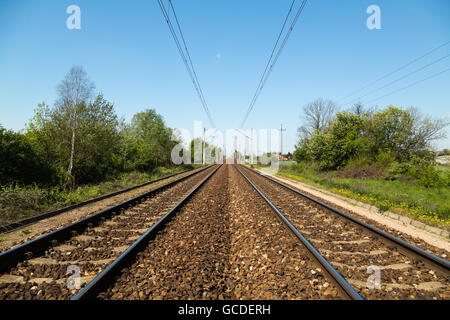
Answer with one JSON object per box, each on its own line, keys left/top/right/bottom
{"left": 290, "top": 162, "right": 306, "bottom": 174}
{"left": 418, "top": 166, "right": 445, "bottom": 188}
{"left": 337, "top": 166, "right": 386, "bottom": 179}
{"left": 345, "top": 155, "right": 373, "bottom": 169}
{"left": 294, "top": 144, "right": 309, "bottom": 163}
{"left": 0, "top": 185, "right": 45, "bottom": 219}
{"left": 0, "top": 128, "right": 54, "bottom": 185}
{"left": 387, "top": 162, "right": 413, "bottom": 179}
{"left": 375, "top": 150, "right": 395, "bottom": 167}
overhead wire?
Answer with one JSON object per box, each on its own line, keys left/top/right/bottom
{"left": 337, "top": 40, "right": 450, "bottom": 104}
{"left": 346, "top": 52, "right": 450, "bottom": 106}
{"left": 365, "top": 66, "right": 450, "bottom": 105}
{"left": 240, "top": 0, "right": 308, "bottom": 128}
{"left": 157, "top": 0, "right": 215, "bottom": 128}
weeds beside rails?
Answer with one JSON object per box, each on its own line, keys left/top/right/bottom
{"left": 274, "top": 169, "right": 449, "bottom": 230}
{"left": 0, "top": 167, "right": 188, "bottom": 223}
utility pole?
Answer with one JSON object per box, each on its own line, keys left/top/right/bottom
{"left": 250, "top": 128, "right": 254, "bottom": 165}
{"left": 202, "top": 128, "right": 206, "bottom": 165}
{"left": 280, "top": 124, "right": 286, "bottom": 158}
{"left": 234, "top": 135, "right": 237, "bottom": 164}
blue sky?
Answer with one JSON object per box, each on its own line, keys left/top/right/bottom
{"left": 0, "top": 0, "right": 449, "bottom": 153}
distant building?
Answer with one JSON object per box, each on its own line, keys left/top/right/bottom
{"left": 276, "top": 153, "right": 288, "bottom": 161}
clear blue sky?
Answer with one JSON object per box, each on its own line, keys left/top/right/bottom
{"left": 1, "top": 0, "right": 449, "bottom": 153}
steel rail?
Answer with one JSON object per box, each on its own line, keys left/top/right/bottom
{"left": 0, "top": 167, "right": 199, "bottom": 234}
{"left": 241, "top": 165, "right": 450, "bottom": 276}
{"left": 72, "top": 164, "right": 222, "bottom": 300}
{"left": 0, "top": 165, "right": 214, "bottom": 273}
{"left": 236, "top": 165, "right": 363, "bottom": 300}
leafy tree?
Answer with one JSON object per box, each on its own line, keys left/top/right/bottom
{"left": 27, "top": 94, "right": 120, "bottom": 185}
{"left": 117, "top": 120, "right": 138, "bottom": 172}
{"left": 298, "top": 112, "right": 364, "bottom": 169}
{"left": 130, "top": 109, "right": 175, "bottom": 171}
{"left": 2, "top": 66, "right": 186, "bottom": 190}
{"left": 0, "top": 127, "right": 53, "bottom": 185}
{"left": 364, "top": 106, "right": 447, "bottom": 161}
{"left": 56, "top": 65, "right": 95, "bottom": 181}
{"left": 70, "top": 94, "right": 121, "bottom": 183}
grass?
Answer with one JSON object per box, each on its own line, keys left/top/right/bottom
{"left": 0, "top": 165, "right": 197, "bottom": 223}
{"left": 279, "top": 160, "right": 297, "bottom": 166}
{"left": 20, "top": 229, "right": 31, "bottom": 236}
{"left": 436, "top": 165, "right": 450, "bottom": 173}
{"left": 258, "top": 163, "right": 449, "bottom": 230}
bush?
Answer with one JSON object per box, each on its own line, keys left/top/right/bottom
{"left": 290, "top": 162, "right": 306, "bottom": 174}
{"left": 294, "top": 144, "right": 309, "bottom": 163}
{"left": 0, "top": 128, "right": 54, "bottom": 185}
{"left": 301, "top": 112, "right": 366, "bottom": 170}
{"left": 0, "top": 185, "right": 45, "bottom": 219}
{"left": 337, "top": 165, "right": 386, "bottom": 179}
{"left": 388, "top": 162, "right": 413, "bottom": 179}
{"left": 346, "top": 155, "right": 373, "bottom": 169}
{"left": 375, "top": 151, "right": 395, "bottom": 167}
{"left": 418, "top": 166, "right": 445, "bottom": 188}
{"left": 386, "top": 159, "right": 448, "bottom": 188}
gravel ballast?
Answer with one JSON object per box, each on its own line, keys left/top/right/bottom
{"left": 98, "top": 165, "right": 342, "bottom": 300}
{"left": 239, "top": 165, "right": 450, "bottom": 300}
{"left": 0, "top": 166, "right": 218, "bottom": 300}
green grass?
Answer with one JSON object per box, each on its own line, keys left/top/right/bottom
{"left": 279, "top": 160, "right": 296, "bottom": 166}
{"left": 436, "top": 165, "right": 450, "bottom": 173}
{"left": 271, "top": 165, "right": 449, "bottom": 229}
{"left": 20, "top": 229, "right": 31, "bottom": 236}
{"left": 0, "top": 165, "right": 196, "bottom": 223}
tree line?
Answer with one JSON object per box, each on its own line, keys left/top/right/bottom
{"left": 0, "top": 66, "right": 179, "bottom": 188}
{"left": 294, "top": 98, "right": 448, "bottom": 185}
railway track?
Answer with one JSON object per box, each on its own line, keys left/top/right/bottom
{"left": 237, "top": 165, "right": 450, "bottom": 300}
{"left": 0, "top": 167, "right": 198, "bottom": 234}
{"left": 0, "top": 165, "right": 218, "bottom": 299}
{"left": 72, "top": 164, "right": 352, "bottom": 300}
{"left": 0, "top": 164, "right": 447, "bottom": 300}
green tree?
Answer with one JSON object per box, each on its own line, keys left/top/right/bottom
{"left": 298, "top": 112, "right": 366, "bottom": 170}
{"left": 70, "top": 94, "right": 121, "bottom": 182}
{"left": 56, "top": 65, "right": 95, "bottom": 181}
{"left": 0, "top": 127, "right": 53, "bottom": 185}
{"left": 365, "top": 106, "right": 447, "bottom": 161}
{"left": 27, "top": 94, "right": 120, "bottom": 185}
{"left": 130, "top": 109, "right": 175, "bottom": 171}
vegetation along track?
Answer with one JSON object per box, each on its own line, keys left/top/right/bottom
{"left": 75, "top": 165, "right": 352, "bottom": 300}
{"left": 0, "top": 167, "right": 196, "bottom": 234}
{"left": 0, "top": 165, "right": 218, "bottom": 300}
{"left": 238, "top": 165, "right": 450, "bottom": 300}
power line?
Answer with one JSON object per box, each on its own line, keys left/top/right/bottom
{"left": 337, "top": 40, "right": 450, "bottom": 104}
{"left": 347, "top": 52, "right": 450, "bottom": 106}
{"left": 240, "top": 0, "right": 308, "bottom": 128}
{"left": 167, "top": 0, "right": 210, "bottom": 123}
{"left": 242, "top": 0, "right": 296, "bottom": 126}
{"left": 365, "top": 66, "right": 450, "bottom": 105}
{"left": 157, "top": 0, "right": 215, "bottom": 128}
